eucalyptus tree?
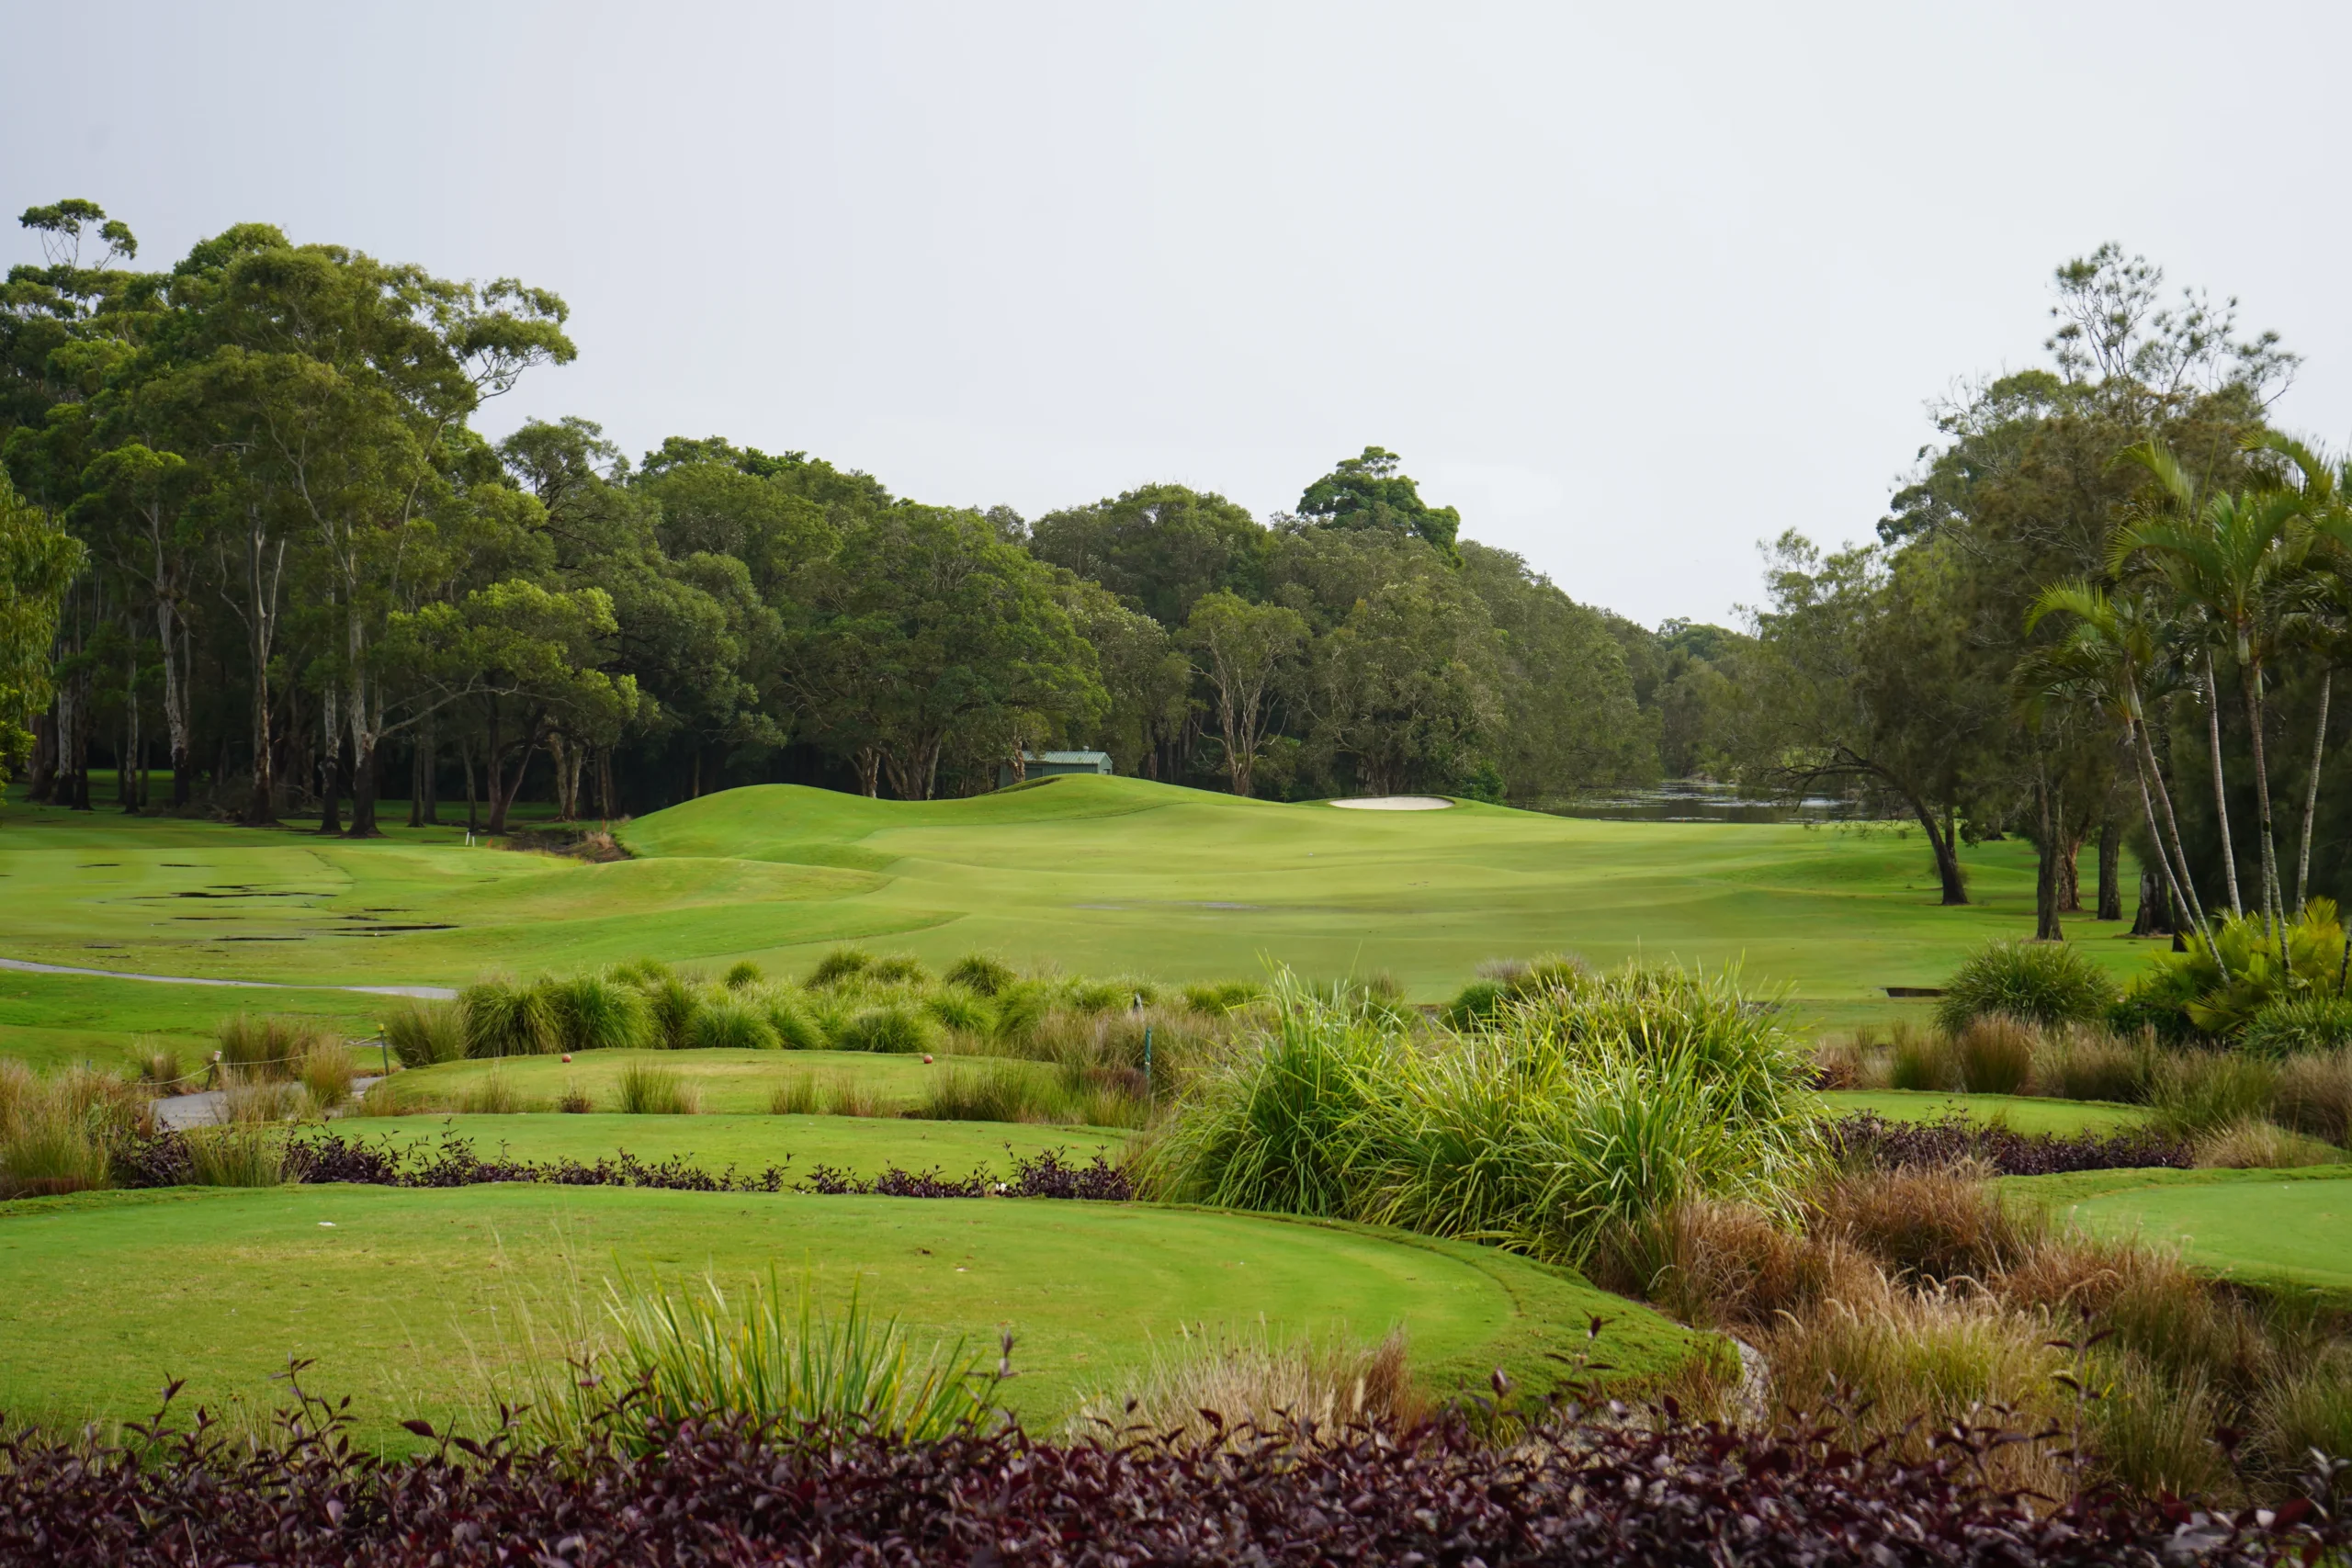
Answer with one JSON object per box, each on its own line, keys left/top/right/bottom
{"left": 1182, "top": 590, "right": 1306, "bottom": 798}
{"left": 0, "top": 468, "right": 85, "bottom": 795}
{"left": 187, "top": 234, "right": 573, "bottom": 835}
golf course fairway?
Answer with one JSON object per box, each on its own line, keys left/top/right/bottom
{"left": 0, "top": 1184, "right": 1705, "bottom": 1444}
{"left": 0, "top": 774, "right": 2161, "bottom": 1032}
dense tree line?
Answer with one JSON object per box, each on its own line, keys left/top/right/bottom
{"left": 1712, "top": 243, "right": 2351, "bottom": 944}
{"left": 0, "top": 201, "right": 1664, "bottom": 830}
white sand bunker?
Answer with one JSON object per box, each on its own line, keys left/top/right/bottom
{"left": 1328, "top": 795, "right": 1454, "bottom": 811}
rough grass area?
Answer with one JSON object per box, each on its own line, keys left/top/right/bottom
{"left": 0, "top": 1184, "right": 1708, "bottom": 1448}
{"left": 2004, "top": 1164, "right": 2352, "bottom": 1292}
{"left": 0, "top": 774, "right": 2158, "bottom": 1021}
{"left": 1818, "top": 1089, "right": 2147, "bottom": 1134}
{"left": 0, "top": 970, "right": 381, "bottom": 1076}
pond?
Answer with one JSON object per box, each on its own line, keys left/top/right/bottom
{"left": 1533, "top": 780, "right": 1897, "bottom": 825}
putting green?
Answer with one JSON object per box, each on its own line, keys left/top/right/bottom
{"left": 0, "top": 1184, "right": 1705, "bottom": 1445}
{"left": 376, "top": 1048, "right": 1038, "bottom": 1116}
{"left": 314, "top": 1112, "right": 1131, "bottom": 1176}
{"left": 2007, "top": 1166, "right": 2352, "bottom": 1291}
{"left": 1819, "top": 1090, "right": 2144, "bottom": 1134}
{"left": 0, "top": 775, "right": 2159, "bottom": 1028}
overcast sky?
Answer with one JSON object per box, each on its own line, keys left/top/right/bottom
{"left": 6, "top": 2, "right": 2350, "bottom": 626}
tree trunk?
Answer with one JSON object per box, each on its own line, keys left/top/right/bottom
{"left": 2299, "top": 668, "right": 2332, "bottom": 914}
{"left": 345, "top": 736, "right": 380, "bottom": 838}
{"left": 2033, "top": 769, "right": 2065, "bottom": 942}
{"left": 27, "top": 708, "right": 56, "bottom": 804}
{"left": 2243, "top": 658, "right": 2287, "bottom": 966}
{"left": 2131, "top": 865, "right": 2174, "bottom": 936}
{"left": 1900, "top": 789, "right": 1967, "bottom": 905}
{"left": 484, "top": 707, "right": 507, "bottom": 834}
{"left": 2097, "top": 818, "right": 2123, "bottom": 922}
{"left": 240, "top": 528, "right": 284, "bottom": 829}
{"left": 2135, "top": 716, "right": 2227, "bottom": 978}
{"left": 461, "top": 732, "right": 479, "bottom": 833}
{"left": 316, "top": 686, "right": 343, "bottom": 836}
{"left": 409, "top": 739, "right": 426, "bottom": 829}
{"left": 854, "top": 748, "right": 880, "bottom": 798}
{"left": 2207, "top": 654, "right": 2244, "bottom": 919}
{"left": 2057, "top": 832, "right": 2083, "bottom": 914}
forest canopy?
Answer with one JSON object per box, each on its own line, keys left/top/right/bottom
{"left": 0, "top": 201, "right": 1668, "bottom": 829}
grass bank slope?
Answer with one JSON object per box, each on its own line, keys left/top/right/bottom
{"left": 0, "top": 1184, "right": 1701, "bottom": 1444}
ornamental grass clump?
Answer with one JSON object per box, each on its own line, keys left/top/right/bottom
{"left": 2243, "top": 994, "right": 2352, "bottom": 1059}
{"left": 214, "top": 1013, "right": 326, "bottom": 1079}
{"left": 460, "top": 978, "right": 557, "bottom": 1058}
{"left": 1144, "top": 964, "right": 1819, "bottom": 1265}
{"left": 541, "top": 975, "right": 651, "bottom": 1053}
{"left": 686, "top": 997, "right": 781, "bottom": 1052}
{"left": 835, "top": 1001, "right": 934, "bottom": 1055}
{"left": 617, "top": 1061, "right": 700, "bottom": 1115}
{"left": 1935, "top": 939, "right": 2114, "bottom": 1034}
{"left": 382, "top": 1000, "right": 464, "bottom": 1067}
{"left": 640, "top": 976, "right": 702, "bottom": 1050}
{"left": 515, "top": 1271, "right": 1005, "bottom": 1452}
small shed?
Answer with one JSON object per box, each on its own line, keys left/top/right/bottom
{"left": 997, "top": 750, "right": 1113, "bottom": 790}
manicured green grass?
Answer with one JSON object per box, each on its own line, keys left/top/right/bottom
{"left": 377, "top": 1048, "right": 1031, "bottom": 1115}
{"left": 0, "top": 776, "right": 2160, "bottom": 1026}
{"left": 2007, "top": 1165, "right": 2352, "bottom": 1291}
{"left": 1819, "top": 1089, "right": 2146, "bottom": 1134}
{"left": 0, "top": 1184, "right": 1705, "bottom": 1445}
{"left": 320, "top": 1112, "right": 1132, "bottom": 1175}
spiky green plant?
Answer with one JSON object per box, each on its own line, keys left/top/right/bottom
{"left": 943, "top": 954, "right": 1016, "bottom": 996}
{"left": 185, "top": 1124, "right": 288, "bottom": 1187}
{"left": 383, "top": 1001, "right": 465, "bottom": 1067}
{"left": 617, "top": 1060, "right": 699, "bottom": 1115}
{"left": 518, "top": 1271, "right": 1005, "bottom": 1452}
{"left": 808, "top": 948, "right": 875, "bottom": 987}
{"left": 461, "top": 979, "right": 558, "bottom": 1058}
{"left": 642, "top": 977, "right": 702, "bottom": 1050}
{"left": 835, "top": 1003, "right": 934, "bottom": 1055}
{"left": 1143, "top": 964, "right": 1820, "bottom": 1266}
{"left": 922, "top": 987, "right": 992, "bottom": 1036}
{"left": 688, "top": 997, "right": 782, "bottom": 1052}
{"left": 722, "top": 960, "right": 764, "bottom": 990}
{"left": 759, "top": 990, "right": 825, "bottom": 1051}
{"left": 1935, "top": 941, "right": 2115, "bottom": 1034}
{"left": 543, "top": 976, "right": 652, "bottom": 1053}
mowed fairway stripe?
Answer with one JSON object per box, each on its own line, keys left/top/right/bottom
{"left": 0, "top": 1185, "right": 1700, "bottom": 1443}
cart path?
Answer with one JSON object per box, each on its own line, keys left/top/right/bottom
{"left": 0, "top": 955, "right": 456, "bottom": 1000}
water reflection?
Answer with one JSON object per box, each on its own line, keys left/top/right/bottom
{"left": 1535, "top": 780, "right": 1893, "bottom": 825}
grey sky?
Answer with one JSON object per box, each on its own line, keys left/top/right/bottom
{"left": 6, "top": 2, "right": 2349, "bottom": 626}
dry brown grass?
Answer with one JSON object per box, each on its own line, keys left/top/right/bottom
{"left": 1630, "top": 1198, "right": 1852, "bottom": 1329}
{"left": 1951, "top": 1015, "right": 2036, "bottom": 1095}
{"left": 1072, "top": 1325, "right": 1423, "bottom": 1446}
{"left": 2193, "top": 1117, "right": 2339, "bottom": 1169}
{"left": 1758, "top": 1283, "right": 2072, "bottom": 1495}
{"left": 1814, "top": 1163, "right": 2042, "bottom": 1284}
{"left": 2271, "top": 1050, "right": 2352, "bottom": 1145}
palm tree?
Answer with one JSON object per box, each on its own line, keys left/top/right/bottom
{"left": 2251, "top": 431, "right": 2352, "bottom": 913}
{"left": 2112, "top": 441, "right": 2313, "bottom": 965}
{"left": 2019, "top": 581, "right": 2224, "bottom": 974}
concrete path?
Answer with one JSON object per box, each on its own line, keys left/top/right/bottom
{"left": 0, "top": 955, "right": 455, "bottom": 1000}
{"left": 154, "top": 1075, "right": 386, "bottom": 1130}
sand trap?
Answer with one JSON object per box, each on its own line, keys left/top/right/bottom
{"left": 1328, "top": 795, "right": 1454, "bottom": 811}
